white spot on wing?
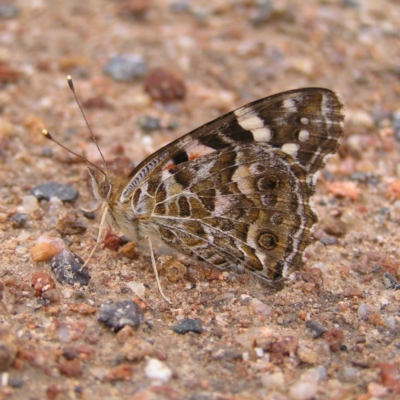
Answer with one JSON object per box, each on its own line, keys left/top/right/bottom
{"left": 234, "top": 108, "right": 272, "bottom": 142}
{"left": 283, "top": 98, "right": 297, "bottom": 111}
{"left": 186, "top": 143, "right": 216, "bottom": 159}
{"left": 252, "top": 127, "right": 272, "bottom": 141}
{"left": 298, "top": 129, "right": 310, "bottom": 142}
{"left": 281, "top": 143, "right": 299, "bottom": 158}
{"left": 300, "top": 117, "right": 309, "bottom": 125}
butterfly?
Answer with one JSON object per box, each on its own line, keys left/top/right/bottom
{"left": 45, "top": 83, "right": 344, "bottom": 296}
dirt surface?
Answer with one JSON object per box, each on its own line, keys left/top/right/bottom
{"left": 1, "top": 1, "right": 400, "bottom": 399}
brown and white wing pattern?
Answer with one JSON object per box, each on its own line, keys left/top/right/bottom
{"left": 115, "top": 88, "right": 344, "bottom": 281}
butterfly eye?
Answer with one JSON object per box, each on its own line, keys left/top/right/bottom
{"left": 99, "top": 181, "right": 111, "bottom": 199}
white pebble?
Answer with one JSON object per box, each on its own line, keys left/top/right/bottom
{"left": 289, "top": 381, "right": 318, "bottom": 400}
{"left": 250, "top": 298, "right": 271, "bottom": 318}
{"left": 384, "top": 316, "right": 396, "bottom": 330}
{"left": 22, "top": 195, "right": 39, "bottom": 213}
{"left": 261, "top": 371, "right": 285, "bottom": 390}
{"left": 126, "top": 281, "right": 146, "bottom": 297}
{"left": 357, "top": 303, "right": 370, "bottom": 319}
{"left": 254, "top": 347, "right": 264, "bottom": 358}
{"left": 17, "top": 230, "right": 31, "bottom": 242}
{"left": 145, "top": 358, "right": 172, "bottom": 382}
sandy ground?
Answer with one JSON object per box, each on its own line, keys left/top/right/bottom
{"left": 1, "top": 0, "right": 400, "bottom": 399}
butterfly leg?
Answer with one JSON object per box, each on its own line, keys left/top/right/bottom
{"left": 80, "top": 205, "right": 110, "bottom": 271}
{"left": 145, "top": 235, "right": 172, "bottom": 304}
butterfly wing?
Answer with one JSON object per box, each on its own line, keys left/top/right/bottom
{"left": 117, "top": 88, "right": 344, "bottom": 280}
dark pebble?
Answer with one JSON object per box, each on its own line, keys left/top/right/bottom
{"left": 349, "top": 172, "right": 379, "bottom": 186}
{"left": 62, "top": 346, "right": 80, "bottom": 360}
{"left": 103, "top": 55, "right": 147, "bottom": 81}
{"left": 8, "top": 376, "right": 23, "bottom": 388}
{"left": 383, "top": 272, "right": 400, "bottom": 290}
{"left": 137, "top": 115, "right": 161, "bottom": 132}
{"left": 42, "top": 147, "right": 53, "bottom": 157}
{"left": 50, "top": 249, "right": 90, "bottom": 286}
{"left": 98, "top": 300, "right": 144, "bottom": 331}
{"left": 343, "top": 0, "right": 360, "bottom": 7}
{"left": 211, "top": 347, "right": 242, "bottom": 360}
{"left": 393, "top": 110, "right": 400, "bottom": 141}
{"left": 170, "top": 2, "right": 191, "bottom": 13}
{"left": 305, "top": 320, "right": 327, "bottom": 339}
{"left": 0, "top": 3, "right": 19, "bottom": 19}
{"left": 318, "top": 233, "right": 339, "bottom": 246}
{"left": 250, "top": 0, "right": 273, "bottom": 26}
{"left": 10, "top": 213, "right": 27, "bottom": 228}
{"left": 81, "top": 210, "right": 96, "bottom": 219}
{"left": 320, "top": 217, "right": 347, "bottom": 238}
{"left": 31, "top": 182, "right": 78, "bottom": 202}
{"left": 173, "top": 318, "right": 202, "bottom": 334}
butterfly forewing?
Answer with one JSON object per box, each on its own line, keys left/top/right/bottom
{"left": 112, "top": 88, "right": 344, "bottom": 281}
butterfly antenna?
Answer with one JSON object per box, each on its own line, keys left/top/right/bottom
{"left": 67, "top": 75, "right": 109, "bottom": 175}
{"left": 42, "top": 129, "right": 107, "bottom": 178}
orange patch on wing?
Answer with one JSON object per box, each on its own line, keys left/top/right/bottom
{"left": 189, "top": 153, "right": 202, "bottom": 161}
{"left": 162, "top": 162, "right": 176, "bottom": 171}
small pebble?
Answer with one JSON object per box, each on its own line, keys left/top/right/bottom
{"left": 56, "top": 211, "right": 87, "bottom": 235}
{"left": 249, "top": 0, "right": 273, "bottom": 26}
{"left": 305, "top": 320, "right": 327, "bottom": 339}
{"left": 103, "top": 55, "right": 147, "bottom": 81}
{"left": 289, "top": 381, "right": 318, "bottom": 400}
{"left": 102, "top": 231, "right": 125, "bottom": 250}
{"left": 144, "top": 358, "right": 172, "bottom": 382}
{"left": 10, "top": 213, "right": 27, "bottom": 228}
{"left": 173, "top": 318, "right": 202, "bottom": 334}
{"left": 58, "top": 359, "right": 82, "bottom": 377}
{"left": 297, "top": 343, "right": 324, "bottom": 365}
{"left": 144, "top": 68, "right": 186, "bottom": 102}
{"left": 384, "top": 316, "right": 397, "bottom": 330}
{"left": 126, "top": 281, "right": 146, "bottom": 297}
{"left": 186, "top": 265, "right": 206, "bottom": 283}
{"left": 50, "top": 249, "right": 90, "bottom": 285}
{"left": 324, "top": 329, "right": 345, "bottom": 352}
{"left": 137, "top": 115, "right": 161, "bottom": 132}
{"left": 98, "top": 299, "right": 144, "bottom": 331}
{"left": 357, "top": 303, "right": 370, "bottom": 319}
{"left": 170, "top": 2, "right": 191, "bottom": 13}
{"left": 104, "top": 364, "right": 133, "bottom": 382}
{"left": 261, "top": 371, "right": 285, "bottom": 390}
{"left": 158, "top": 256, "right": 187, "bottom": 283}
{"left": 119, "top": 242, "right": 140, "bottom": 259}
{"left": 250, "top": 298, "right": 272, "bottom": 318}
{"left": 368, "top": 382, "right": 388, "bottom": 397}
{"left": 31, "top": 272, "right": 56, "bottom": 297}
{"left": 393, "top": 109, "right": 400, "bottom": 141}
{"left": 22, "top": 195, "right": 39, "bottom": 213}
{"left": 30, "top": 242, "right": 59, "bottom": 262}
{"left": 343, "top": 367, "right": 359, "bottom": 381}
{"left": 8, "top": 376, "right": 23, "bottom": 388}
{"left": 319, "top": 217, "right": 347, "bottom": 237}
{"left": 0, "top": 3, "right": 19, "bottom": 19}
{"left": 383, "top": 272, "right": 400, "bottom": 290}
{"left": 31, "top": 182, "right": 78, "bottom": 202}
